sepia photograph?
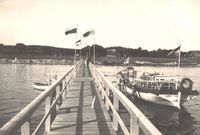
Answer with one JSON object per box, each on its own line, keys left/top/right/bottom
{"left": 0, "top": 0, "right": 200, "bottom": 135}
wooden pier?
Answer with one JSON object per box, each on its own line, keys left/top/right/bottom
{"left": 0, "top": 61, "right": 162, "bottom": 135}
{"left": 49, "top": 63, "right": 116, "bottom": 135}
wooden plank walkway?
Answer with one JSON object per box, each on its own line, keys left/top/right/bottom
{"left": 48, "top": 63, "right": 116, "bottom": 135}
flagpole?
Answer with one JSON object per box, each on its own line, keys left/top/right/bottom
{"left": 93, "top": 30, "right": 95, "bottom": 66}
{"left": 128, "top": 56, "right": 129, "bottom": 66}
{"left": 83, "top": 30, "right": 95, "bottom": 64}
{"left": 177, "top": 45, "right": 181, "bottom": 105}
{"left": 74, "top": 47, "right": 77, "bottom": 65}
{"left": 167, "top": 45, "right": 181, "bottom": 89}
{"left": 80, "top": 49, "right": 81, "bottom": 60}
{"left": 89, "top": 46, "right": 90, "bottom": 58}
{"left": 176, "top": 45, "right": 181, "bottom": 90}
{"left": 178, "top": 45, "right": 181, "bottom": 70}
{"left": 80, "top": 42, "right": 82, "bottom": 60}
{"left": 74, "top": 24, "right": 78, "bottom": 65}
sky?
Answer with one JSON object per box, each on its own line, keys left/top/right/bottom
{"left": 0, "top": 0, "right": 200, "bottom": 51}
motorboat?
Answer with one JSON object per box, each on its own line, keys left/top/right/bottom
{"left": 117, "top": 67, "right": 199, "bottom": 109}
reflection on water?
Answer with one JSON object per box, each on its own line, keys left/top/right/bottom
{"left": 0, "top": 64, "right": 71, "bottom": 127}
{"left": 132, "top": 98, "right": 196, "bottom": 135}
{"left": 98, "top": 65, "right": 200, "bottom": 135}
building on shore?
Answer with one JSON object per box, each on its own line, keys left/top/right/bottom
{"left": 106, "top": 48, "right": 117, "bottom": 57}
{"left": 188, "top": 51, "right": 200, "bottom": 59}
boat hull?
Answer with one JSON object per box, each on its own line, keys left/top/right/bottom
{"left": 33, "top": 83, "right": 49, "bottom": 91}
{"left": 124, "top": 86, "right": 194, "bottom": 109}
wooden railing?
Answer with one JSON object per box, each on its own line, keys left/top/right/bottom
{"left": 0, "top": 61, "right": 82, "bottom": 135}
{"left": 89, "top": 63, "right": 162, "bottom": 135}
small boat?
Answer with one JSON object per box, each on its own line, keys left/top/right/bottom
{"left": 117, "top": 67, "right": 199, "bottom": 109}
{"left": 32, "top": 82, "right": 49, "bottom": 91}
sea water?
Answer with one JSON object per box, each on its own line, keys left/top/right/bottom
{"left": 0, "top": 64, "right": 72, "bottom": 130}
{"left": 0, "top": 64, "right": 199, "bottom": 135}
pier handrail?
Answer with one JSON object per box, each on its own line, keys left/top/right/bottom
{"left": 89, "top": 63, "right": 162, "bottom": 135}
{"left": 0, "top": 61, "right": 82, "bottom": 135}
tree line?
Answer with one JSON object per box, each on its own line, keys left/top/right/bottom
{"left": 0, "top": 43, "right": 74, "bottom": 56}
{"left": 0, "top": 43, "right": 185, "bottom": 58}
{"left": 81, "top": 45, "right": 184, "bottom": 58}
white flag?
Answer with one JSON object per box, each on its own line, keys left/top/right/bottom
{"left": 124, "top": 57, "right": 130, "bottom": 64}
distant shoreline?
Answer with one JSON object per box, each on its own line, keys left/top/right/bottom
{"left": 0, "top": 58, "right": 74, "bottom": 65}
{"left": 1, "top": 56, "right": 199, "bottom": 67}
{"left": 96, "top": 56, "right": 200, "bottom": 67}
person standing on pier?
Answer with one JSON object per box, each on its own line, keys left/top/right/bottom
{"left": 87, "top": 58, "right": 90, "bottom": 67}
{"left": 85, "top": 58, "right": 87, "bottom": 65}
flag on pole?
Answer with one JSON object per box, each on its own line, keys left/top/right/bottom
{"left": 65, "top": 28, "right": 77, "bottom": 35}
{"left": 167, "top": 45, "right": 181, "bottom": 56}
{"left": 83, "top": 30, "right": 95, "bottom": 37}
{"left": 75, "top": 39, "right": 81, "bottom": 46}
{"left": 124, "top": 57, "right": 130, "bottom": 64}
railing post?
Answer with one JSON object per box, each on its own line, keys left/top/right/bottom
{"left": 96, "top": 74, "right": 100, "bottom": 91}
{"left": 45, "top": 92, "right": 52, "bottom": 133}
{"left": 130, "top": 115, "right": 139, "bottom": 135}
{"left": 102, "top": 78, "right": 105, "bottom": 89}
{"left": 21, "top": 119, "right": 31, "bottom": 135}
{"left": 113, "top": 94, "right": 119, "bottom": 131}
{"left": 93, "top": 64, "right": 96, "bottom": 77}
{"left": 105, "top": 84, "right": 110, "bottom": 110}
{"left": 102, "top": 77, "right": 106, "bottom": 100}
{"left": 61, "top": 81, "right": 65, "bottom": 101}
{"left": 70, "top": 71, "right": 74, "bottom": 86}
{"left": 58, "top": 82, "right": 63, "bottom": 107}
{"left": 63, "top": 77, "right": 68, "bottom": 99}
{"left": 51, "top": 89, "right": 56, "bottom": 123}
{"left": 97, "top": 76, "right": 104, "bottom": 100}
{"left": 56, "top": 87, "right": 60, "bottom": 112}
{"left": 101, "top": 86, "right": 105, "bottom": 100}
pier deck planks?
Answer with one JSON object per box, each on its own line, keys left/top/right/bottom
{"left": 48, "top": 64, "right": 116, "bottom": 135}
